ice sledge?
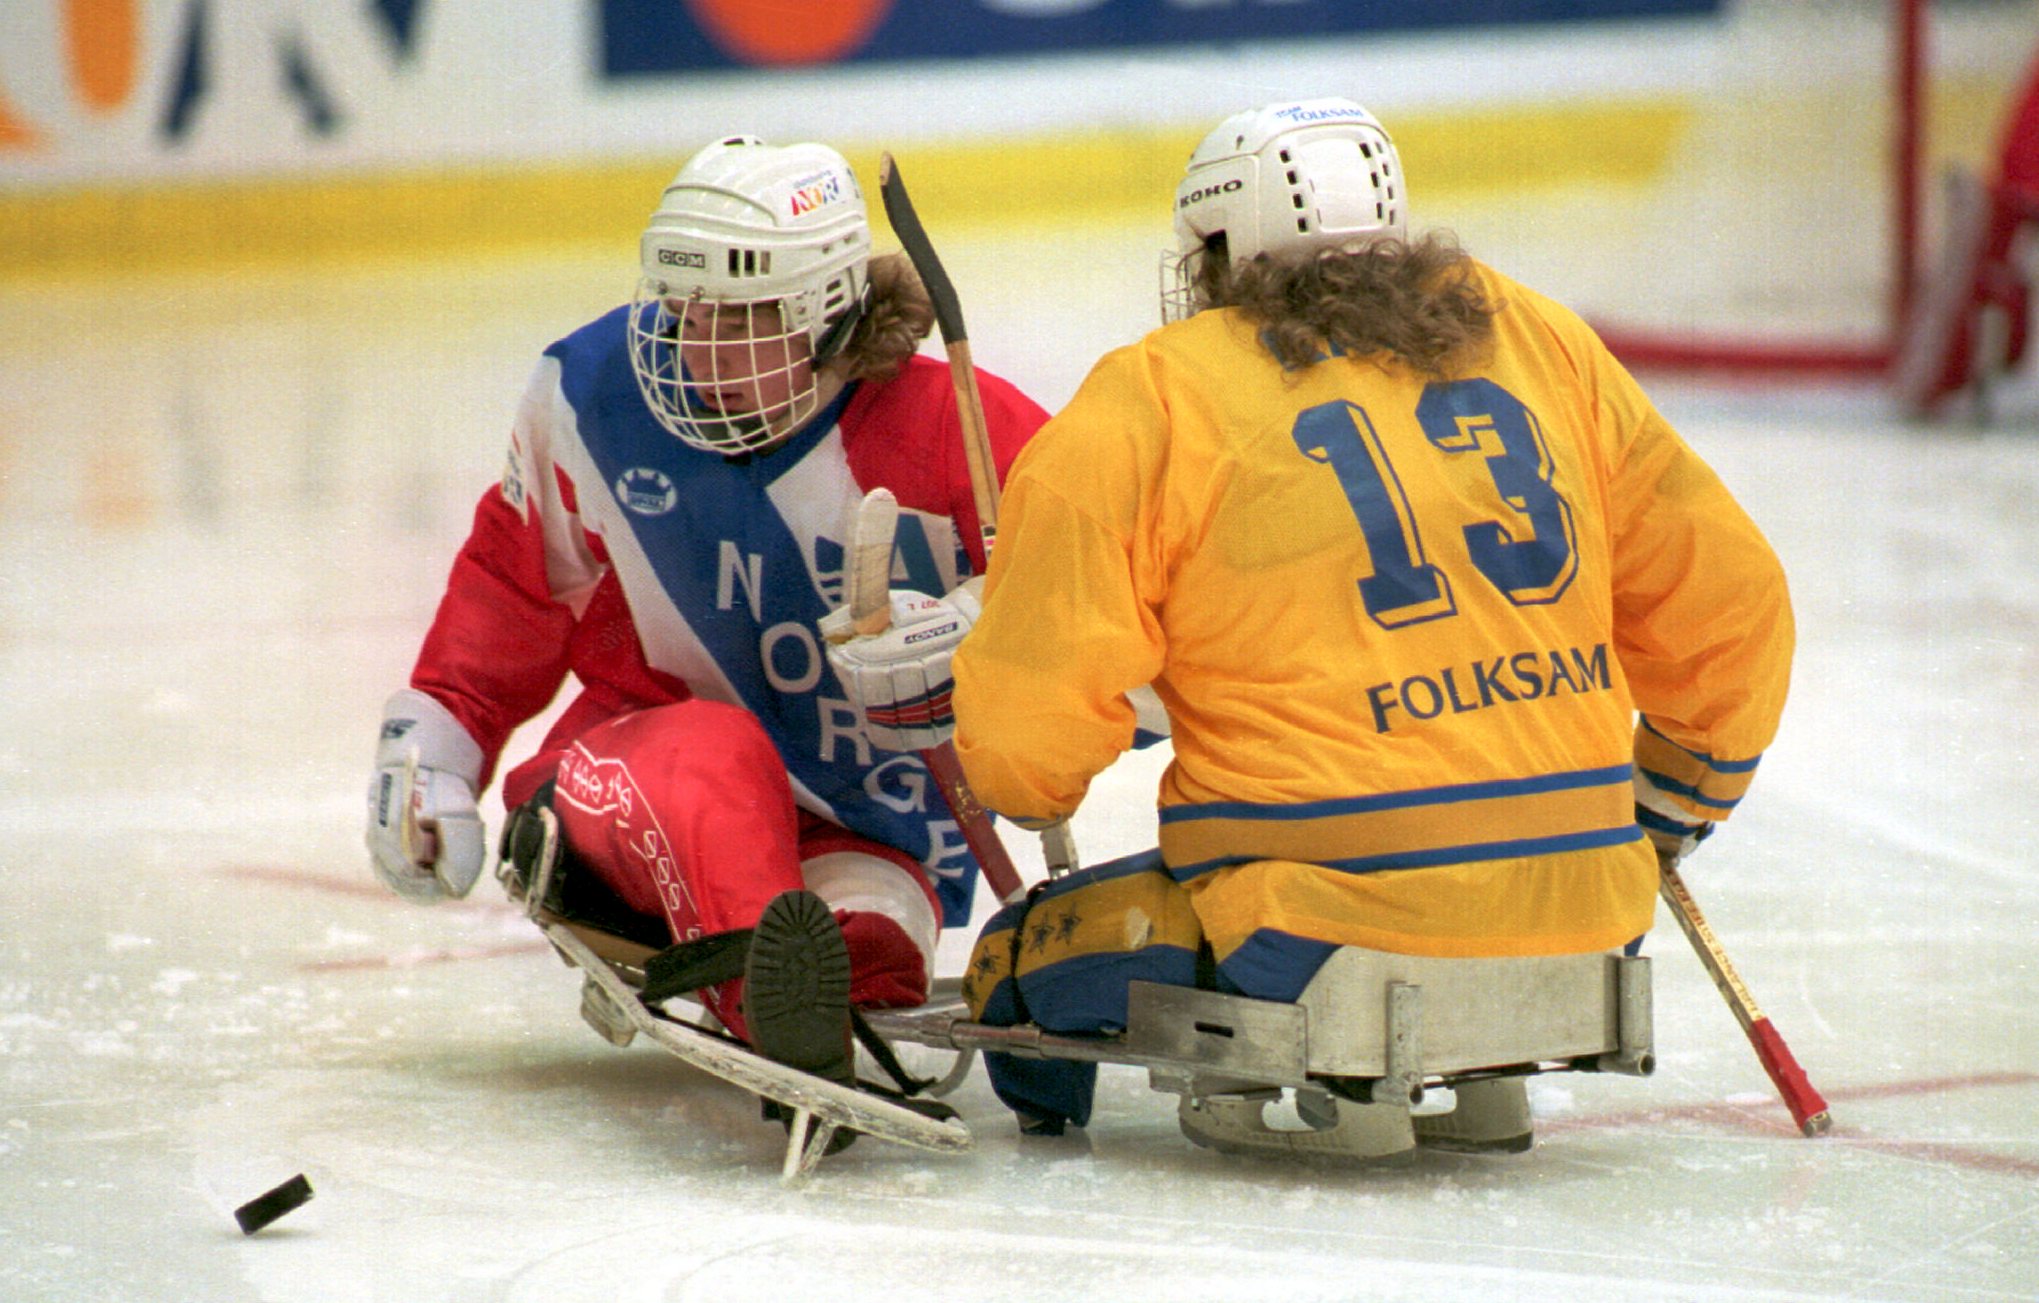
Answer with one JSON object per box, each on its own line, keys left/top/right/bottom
{"left": 494, "top": 808, "right": 972, "bottom": 1182}
{"left": 866, "top": 940, "right": 1654, "bottom": 1162}
{"left": 499, "top": 812, "right": 1652, "bottom": 1166}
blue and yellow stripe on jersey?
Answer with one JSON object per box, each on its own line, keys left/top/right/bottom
{"left": 1633, "top": 718, "right": 1761, "bottom": 829}
{"left": 1159, "top": 763, "right": 1642, "bottom": 880}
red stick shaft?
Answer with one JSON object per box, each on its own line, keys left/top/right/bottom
{"left": 922, "top": 742, "right": 1025, "bottom": 904}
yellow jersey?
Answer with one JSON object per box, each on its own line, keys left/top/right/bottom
{"left": 954, "top": 261, "right": 1792, "bottom": 959}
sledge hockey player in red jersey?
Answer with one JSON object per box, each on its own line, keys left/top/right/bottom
{"left": 833, "top": 99, "right": 1794, "bottom": 1145}
{"left": 363, "top": 136, "right": 1046, "bottom": 1101}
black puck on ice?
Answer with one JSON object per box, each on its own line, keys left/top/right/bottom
{"left": 234, "top": 1173, "right": 314, "bottom": 1235}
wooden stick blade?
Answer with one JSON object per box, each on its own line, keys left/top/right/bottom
{"left": 878, "top": 151, "right": 1000, "bottom": 547}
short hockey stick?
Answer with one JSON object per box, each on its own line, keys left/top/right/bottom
{"left": 833, "top": 487, "right": 1027, "bottom": 904}
{"left": 878, "top": 153, "right": 1081, "bottom": 881}
{"left": 1658, "top": 858, "right": 1832, "bottom": 1136}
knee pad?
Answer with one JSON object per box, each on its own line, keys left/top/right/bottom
{"left": 962, "top": 850, "right": 1200, "bottom": 1034}
{"left": 960, "top": 849, "right": 1191, "bottom": 1132}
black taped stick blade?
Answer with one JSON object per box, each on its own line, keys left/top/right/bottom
{"left": 234, "top": 1173, "right": 313, "bottom": 1235}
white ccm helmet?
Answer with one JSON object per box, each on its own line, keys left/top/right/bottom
{"left": 627, "top": 136, "right": 873, "bottom": 454}
{"left": 1163, "top": 98, "right": 1408, "bottom": 321}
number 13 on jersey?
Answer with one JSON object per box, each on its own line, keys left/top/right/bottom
{"left": 1292, "top": 377, "right": 1578, "bottom": 629}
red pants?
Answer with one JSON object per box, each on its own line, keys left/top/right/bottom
{"left": 506, "top": 700, "right": 940, "bottom": 1040}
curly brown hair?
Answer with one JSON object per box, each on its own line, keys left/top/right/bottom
{"left": 1188, "top": 232, "right": 1498, "bottom": 377}
{"left": 833, "top": 252, "right": 936, "bottom": 382}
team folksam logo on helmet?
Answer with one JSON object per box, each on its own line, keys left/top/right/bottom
{"left": 615, "top": 468, "right": 679, "bottom": 516}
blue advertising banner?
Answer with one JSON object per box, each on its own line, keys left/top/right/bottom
{"left": 600, "top": 0, "right": 1723, "bottom": 76}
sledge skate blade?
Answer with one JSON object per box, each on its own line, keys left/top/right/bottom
{"left": 543, "top": 922, "right": 972, "bottom": 1159}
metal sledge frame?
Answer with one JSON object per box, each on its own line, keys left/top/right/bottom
{"left": 510, "top": 855, "right": 984, "bottom": 1102}
{"left": 494, "top": 811, "right": 974, "bottom": 1181}
{"left": 863, "top": 947, "right": 1655, "bottom": 1160}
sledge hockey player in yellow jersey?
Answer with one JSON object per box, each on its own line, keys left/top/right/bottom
{"left": 828, "top": 98, "right": 1792, "bottom": 1136}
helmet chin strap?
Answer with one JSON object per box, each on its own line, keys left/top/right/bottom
{"left": 811, "top": 282, "right": 873, "bottom": 366}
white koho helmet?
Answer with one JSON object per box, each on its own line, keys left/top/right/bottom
{"left": 627, "top": 136, "right": 873, "bottom": 454}
{"left": 1164, "top": 98, "right": 1407, "bottom": 320}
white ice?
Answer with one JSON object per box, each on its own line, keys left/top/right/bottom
{"left": 2, "top": 210, "right": 2037, "bottom": 1302}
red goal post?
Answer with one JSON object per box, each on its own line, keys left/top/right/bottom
{"left": 1585, "top": 0, "right": 2015, "bottom": 380}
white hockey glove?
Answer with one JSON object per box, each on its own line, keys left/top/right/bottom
{"left": 366, "top": 688, "right": 488, "bottom": 904}
{"left": 821, "top": 581, "right": 981, "bottom": 753}
{"left": 1645, "top": 822, "right": 1712, "bottom": 868}
{"left": 1637, "top": 804, "right": 1714, "bottom": 868}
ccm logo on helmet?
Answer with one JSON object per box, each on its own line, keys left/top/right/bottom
{"left": 656, "top": 248, "right": 707, "bottom": 268}
{"left": 1178, "top": 179, "right": 1243, "bottom": 209}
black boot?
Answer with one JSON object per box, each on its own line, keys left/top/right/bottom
{"left": 744, "top": 890, "right": 855, "bottom": 1084}
{"left": 744, "top": 890, "right": 858, "bottom": 1154}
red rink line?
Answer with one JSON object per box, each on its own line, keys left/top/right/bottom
{"left": 207, "top": 861, "right": 2039, "bottom": 1176}
{"left": 210, "top": 863, "right": 550, "bottom": 969}
{"left": 300, "top": 940, "right": 550, "bottom": 971}
{"left": 1545, "top": 1072, "right": 2039, "bottom": 1178}
{"left": 213, "top": 862, "right": 519, "bottom": 914}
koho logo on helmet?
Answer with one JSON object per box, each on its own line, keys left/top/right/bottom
{"left": 1178, "top": 179, "right": 1243, "bottom": 209}
{"left": 656, "top": 248, "right": 707, "bottom": 268}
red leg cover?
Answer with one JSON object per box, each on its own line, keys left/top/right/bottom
{"left": 550, "top": 701, "right": 806, "bottom": 1037}
{"left": 837, "top": 910, "right": 931, "bottom": 1009}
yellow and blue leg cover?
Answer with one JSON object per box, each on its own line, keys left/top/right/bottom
{"left": 963, "top": 849, "right": 1202, "bottom": 1131}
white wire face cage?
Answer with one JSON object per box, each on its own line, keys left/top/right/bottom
{"left": 1160, "top": 248, "right": 1201, "bottom": 324}
{"left": 627, "top": 285, "right": 831, "bottom": 456}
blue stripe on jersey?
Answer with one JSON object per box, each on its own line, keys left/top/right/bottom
{"left": 1033, "top": 846, "right": 1167, "bottom": 896}
{"left": 1636, "top": 765, "right": 1742, "bottom": 812}
{"left": 1167, "top": 822, "right": 1644, "bottom": 882}
{"left": 1635, "top": 805, "right": 1704, "bottom": 836}
{"left": 1158, "top": 764, "right": 1635, "bottom": 825}
{"left": 546, "top": 307, "right": 979, "bottom": 921}
{"left": 1639, "top": 719, "right": 1763, "bottom": 772}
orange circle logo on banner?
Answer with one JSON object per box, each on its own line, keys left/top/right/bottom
{"left": 685, "top": 0, "right": 895, "bottom": 66}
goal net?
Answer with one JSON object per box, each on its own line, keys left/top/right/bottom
{"left": 1428, "top": 0, "right": 2037, "bottom": 379}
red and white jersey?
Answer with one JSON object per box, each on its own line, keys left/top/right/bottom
{"left": 409, "top": 305, "right": 1046, "bottom": 919}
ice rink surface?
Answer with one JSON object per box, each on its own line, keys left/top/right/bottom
{"left": 3, "top": 218, "right": 2036, "bottom": 1302}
